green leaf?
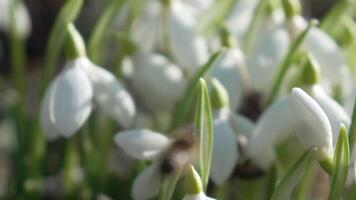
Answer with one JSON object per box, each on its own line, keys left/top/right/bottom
{"left": 348, "top": 100, "right": 356, "bottom": 153}
{"left": 159, "top": 168, "right": 183, "bottom": 200}
{"left": 194, "top": 78, "right": 214, "bottom": 191}
{"left": 328, "top": 125, "right": 350, "bottom": 200}
{"left": 320, "top": 0, "right": 352, "bottom": 36}
{"left": 41, "top": 0, "right": 84, "bottom": 92}
{"left": 170, "top": 50, "right": 223, "bottom": 130}
{"left": 265, "top": 20, "right": 318, "bottom": 107}
{"left": 198, "top": 0, "right": 236, "bottom": 36}
{"left": 88, "top": 0, "right": 126, "bottom": 64}
{"left": 271, "top": 148, "right": 313, "bottom": 200}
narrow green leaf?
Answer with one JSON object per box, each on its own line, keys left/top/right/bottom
{"left": 159, "top": 168, "right": 183, "bottom": 200}
{"left": 194, "top": 78, "right": 214, "bottom": 191}
{"left": 198, "top": 0, "right": 236, "bottom": 35}
{"left": 320, "top": 0, "right": 351, "bottom": 36}
{"left": 170, "top": 50, "right": 223, "bottom": 130}
{"left": 265, "top": 20, "right": 318, "bottom": 107}
{"left": 271, "top": 148, "right": 313, "bottom": 200}
{"left": 328, "top": 125, "right": 350, "bottom": 200}
{"left": 88, "top": 0, "right": 126, "bottom": 63}
{"left": 9, "top": 0, "right": 26, "bottom": 95}
{"left": 348, "top": 100, "right": 356, "bottom": 153}
{"left": 41, "top": 0, "right": 84, "bottom": 92}
{"left": 242, "top": 0, "right": 269, "bottom": 53}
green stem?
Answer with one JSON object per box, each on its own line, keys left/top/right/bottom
{"left": 41, "top": 0, "right": 84, "bottom": 94}
{"left": 88, "top": 0, "right": 126, "bottom": 64}
{"left": 170, "top": 50, "right": 223, "bottom": 130}
{"left": 9, "top": 0, "right": 26, "bottom": 96}
{"left": 264, "top": 20, "right": 317, "bottom": 107}
{"left": 242, "top": 0, "right": 269, "bottom": 53}
{"left": 348, "top": 100, "right": 356, "bottom": 153}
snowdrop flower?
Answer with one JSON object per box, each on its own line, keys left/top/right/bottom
{"left": 291, "top": 88, "right": 334, "bottom": 161}
{"left": 0, "top": 0, "right": 31, "bottom": 38}
{"left": 40, "top": 24, "right": 135, "bottom": 140}
{"left": 130, "top": 0, "right": 209, "bottom": 74}
{"left": 209, "top": 79, "right": 260, "bottom": 182}
{"left": 129, "top": 52, "right": 186, "bottom": 112}
{"left": 247, "top": 54, "right": 350, "bottom": 169}
{"left": 115, "top": 129, "right": 195, "bottom": 200}
{"left": 282, "top": 0, "right": 352, "bottom": 98}
{"left": 183, "top": 165, "right": 215, "bottom": 200}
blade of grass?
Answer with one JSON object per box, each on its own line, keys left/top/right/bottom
{"left": 265, "top": 20, "right": 318, "bottom": 107}
{"left": 88, "top": 0, "right": 126, "bottom": 63}
{"left": 41, "top": 0, "right": 84, "bottom": 93}
{"left": 348, "top": 100, "right": 356, "bottom": 153}
{"left": 170, "top": 50, "right": 223, "bottom": 130}
{"left": 159, "top": 168, "right": 183, "bottom": 200}
{"left": 271, "top": 148, "right": 313, "bottom": 200}
{"left": 194, "top": 78, "right": 213, "bottom": 191}
{"left": 328, "top": 125, "right": 350, "bottom": 200}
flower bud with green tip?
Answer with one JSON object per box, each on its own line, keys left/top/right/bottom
{"left": 219, "top": 24, "right": 237, "bottom": 48}
{"left": 281, "top": 0, "right": 301, "bottom": 20}
{"left": 291, "top": 88, "right": 334, "bottom": 174}
{"left": 183, "top": 165, "right": 215, "bottom": 200}
{"left": 210, "top": 78, "right": 229, "bottom": 110}
{"left": 291, "top": 52, "right": 321, "bottom": 87}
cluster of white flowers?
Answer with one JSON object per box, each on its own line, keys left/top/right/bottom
{"left": 33, "top": 0, "right": 356, "bottom": 199}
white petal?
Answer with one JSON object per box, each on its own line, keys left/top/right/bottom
{"left": 168, "top": 1, "right": 209, "bottom": 74}
{"left": 229, "top": 113, "right": 255, "bottom": 138}
{"left": 291, "top": 88, "right": 333, "bottom": 157}
{"left": 50, "top": 60, "right": 93, "bottom": 137}
{"left": 114, "top": 129, "right": 170, "bottom": 160}
{"left": 82, "top": 60, "right": 136, "bottom": 128}
{"left": 247, "top": 26, "right": 290, "bottom": 91}
{"left": 131, "top": 53, "right": 186, "bottom": 111}
{"left": 311, "top": 85, "right": 351, "bottom": 146}
{"left": 0, "top": 0, "right": 31, "bottom": 37}
{"left": 132, "top": 162, "right": 161, "bottom": 200}
{"left": 209, "top": 48, "right": 244, "bottom": 111}
{"left": 210, "top": 116, "right": 238, "bottom": 185}
{"left": 40, "top": 81, "right": 60, "bottom": 141}
{"left": 247, "top": 96, "right": 295, "bottom": 169}
{"left": 226, "top": 0, "right": 258, "bottom": 40}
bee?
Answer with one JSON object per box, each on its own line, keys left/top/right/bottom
{"left": 159, "top": 126, "right": 197, "bottom": 175}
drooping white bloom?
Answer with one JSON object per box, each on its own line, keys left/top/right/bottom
{"left": 246, "top": 86, "right": 349, "bottom": 169}
{"left": 81, "top": 61, "right": 136, "bottom": 128}
{"left": 291, "top": 88, "right": 334, "bottom": 159}
{"left": 114, "top": 129, "right": 171, "bottom": 200}
{"left": 0, "top": 0, "right": 31, "bottom": 38}
{"left": 130, "top": 53, "right": 186, "bottom": 112}
{"left": 40, "top": 59, "right": 93, "bottom": 138}
{"left": 285, "top": 15, "right": 352, "bottom": 98}
{"left": 130, "top": 0, "right": 209, "bottom": 74}
{"left": 40, "top": 58, "right": 136, "bottom": 139}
